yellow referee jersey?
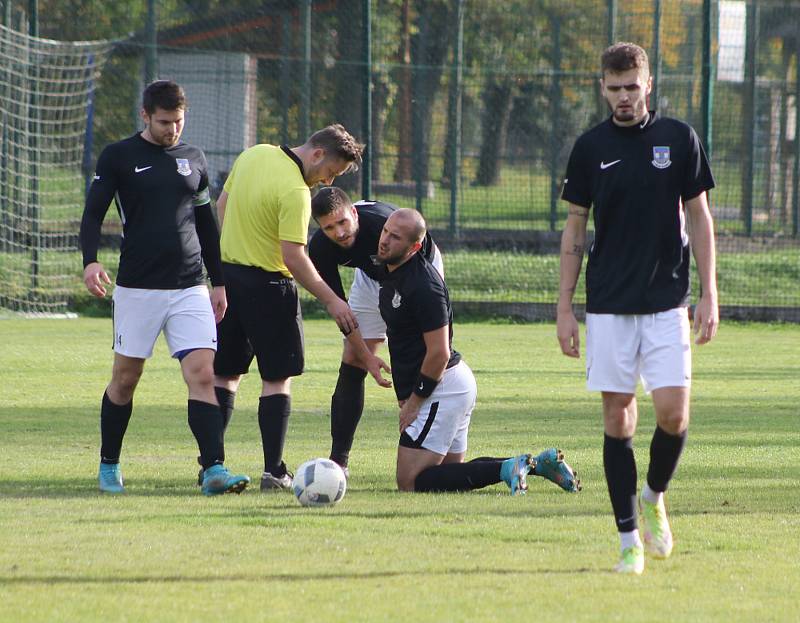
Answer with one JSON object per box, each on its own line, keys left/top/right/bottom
{"left": 220, "top": 144, "right": 310, "bottom": 277}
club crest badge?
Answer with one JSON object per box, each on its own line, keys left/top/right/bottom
{"left": 651, "top": 146, "right": 671, "bottom": 169}
{"left": 176, "top": 158, "right": 192, "bottom": 176}
{"left": 392, "top": 290, "right": 402, "bottom": 309}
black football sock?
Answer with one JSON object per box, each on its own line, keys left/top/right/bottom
{"left": 603, "top": 434, "right": 638, "bottom": 533}
{"left": 214, "top": 386, "right": 236, "bottom": 433}
{"left": 100, "top": 391, "right": 133, "bottom": 464}
{"left": 647, "top": 426, "right": 687, "bottom": 493}
{"left": 413, "top": 458, "right": 503, "bottom": 492}
{"left": 329, "top": 362, "right": 368, "bottom": 467}
{"left": 259, "top": 394, "right": 291, "bottom": 476}
{"left": 188, "top": 400, "right": 225, "bottom": 470}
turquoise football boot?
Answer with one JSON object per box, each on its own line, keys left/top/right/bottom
{"left": 98, "top": 462, "right": 124, "bottom": 494}
{"left": 500, "top": 454, "right": 534, "bottom": 495}
{"left": 532, "top": 448, "right": 581, "bottom": 492}
{"left": 201, "top": 464, "right": 250, "bottom": 496}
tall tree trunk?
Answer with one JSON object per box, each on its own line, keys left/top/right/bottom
{"left": 371, "top": 71, "right": 392, "bottom": 187}
{"left": 409, "top": 1, "right": 450, "bottom": 190}
{"left": 334, "top": 0, "right": 363, "bottom": 193}
{"left": 394, "top": 0, "right": 412, "bottom": 182}
{"left": 474, "top": 76, "right": 513, "bottom": 186}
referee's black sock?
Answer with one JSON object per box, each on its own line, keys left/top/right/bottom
{"left": 603, "top": 434, "right": 638, "bottom": 533}
{"left": 647, "top": 425, "right": 687, "bottom": 492}
{"left": 188, "top": 400, "right": 225, "bottom": 470}
{"left": 329, "top": 363, "right": 367, "bottom": 468}
{"left": 214, "top": 386, "right": 236, "bottom": 433}
{"left": 259, "top": 394, "right": 290, "bottom": 476}
{"left": 99, "top": 391, "right": 132, "bottom": 464}
{"left": 413, "top": 458, "right": 503, "bottom": 492}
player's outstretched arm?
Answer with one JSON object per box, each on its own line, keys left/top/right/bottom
{"left": 685, "top": 192, "right": 719, "bottom": 345}
{"left": 281, "top": 240, "right": 359, "bottom": 334}
{"left": 557, "top": 204, "right": 589, "bottom": 357}
{"left": 345, "top": 329, "right": 392, "bottom": 388}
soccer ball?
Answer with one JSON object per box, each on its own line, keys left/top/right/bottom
{"left": 293, "top": 458, "right": 347, "bottom": 507}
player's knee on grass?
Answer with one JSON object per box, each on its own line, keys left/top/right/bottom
{"left": 396, "top": 473, "right": 416, "bottom": 492}
{"left": 395, "top": 462, "right": 421, "bottom": 492}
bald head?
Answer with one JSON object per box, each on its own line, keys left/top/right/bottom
{"left": 378, "top": 209, "right": 427, "bottom": 268}
{"left": 387, "top": 208, "right": 426, "bottom": 244}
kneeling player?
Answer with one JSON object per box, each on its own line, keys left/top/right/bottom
{"left": 308, "top": 187, "right": 443, "bottom": 476}
{"left": 376, "top": 209, "right": 581, "bottom": 494}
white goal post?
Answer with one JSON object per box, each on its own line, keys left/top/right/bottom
{"left": 0, "top": 23, "right": 113, "bottom": 314}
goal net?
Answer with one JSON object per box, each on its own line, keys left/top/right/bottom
{"left": 0, "top": 24, "right": 114, "bottom": 315}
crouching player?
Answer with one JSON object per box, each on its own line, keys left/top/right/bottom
{"left": 376, "top": 208, "right": 581, "bottom": 494}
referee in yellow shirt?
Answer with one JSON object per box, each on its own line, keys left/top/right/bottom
{"left": 213, "top": 124, "right": 365, "bottom": 491}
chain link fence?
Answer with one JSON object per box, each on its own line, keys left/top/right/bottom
{"left": 1, "top": 0, "right": 798, "bottom": 320}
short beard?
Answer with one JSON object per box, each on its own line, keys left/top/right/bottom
{"left": 613, "top": 108, "right": 635, "bottom": 122}
{"left": 379, "top": 250, "right": 407, "bottom": 266}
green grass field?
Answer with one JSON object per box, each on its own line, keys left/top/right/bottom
{"left": 0, "top": 319, "right": 798, "bottom": 622}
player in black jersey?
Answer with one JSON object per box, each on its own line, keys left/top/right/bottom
{"left": 558, "top": 43, "right": 718, "bottom": 574}
{"left": 80, "top": 80, "right": 249, "bottom": 496}
{"left": 308, "top": 187, "right": 441, "bottom": 476}
{"left": 377, "top": 209, "right": 580, "bottom": 495}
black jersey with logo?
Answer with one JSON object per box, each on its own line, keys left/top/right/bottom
{"left": 378, "top": 253, "right": 461, "bottom": 401}
{"left": 80, "top": 133, "right": 218, "bottom": 289}
{"left": 308, "top": 200, "right": 438, "bottom": 301}
{"left": 561, "top": 112, "right": 715, "bottom": 314}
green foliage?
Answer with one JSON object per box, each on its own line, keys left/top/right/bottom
{"left": 0, "top": 320, "right": 798, "bottom": 621}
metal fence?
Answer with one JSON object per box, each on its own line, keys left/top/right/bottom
{"left": 2, "top": 0, "right": 799, "bottom": 320}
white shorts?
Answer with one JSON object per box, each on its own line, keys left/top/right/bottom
{"left": 585, "top": 307, "right": 691, "bottom": 394}
{"left": 111, "top": 285, "right": 217, "bottom": 359}
{"left": 400, "top": 360, "right": 477, "bottom": 456}
{"left": 349, "top": 246, "right": 444, "bottom": 341}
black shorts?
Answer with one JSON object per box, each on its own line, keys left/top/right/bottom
{"left": 214, "top": 262, "right": 304, "bottom": 381}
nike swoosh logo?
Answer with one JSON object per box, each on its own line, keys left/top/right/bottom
{"left": 134, "top": 166, "right": 152, "bottom": 173}
{"left": 600, "top": 160, "right": 621, "bottom": 170}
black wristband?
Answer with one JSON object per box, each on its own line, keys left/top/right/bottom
{"left": 413, "top": 373, "right": 439, "bottom": 398}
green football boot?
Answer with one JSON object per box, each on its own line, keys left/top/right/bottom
{"left": 640, "top": 494, "right": 674, "bottom": 559}
{"left": 614, "top": 545, "right": 645, "bottom": 575}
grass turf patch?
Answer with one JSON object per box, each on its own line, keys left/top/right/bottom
{"left": 0, "top": 320, "right": 798, "bottom": 622}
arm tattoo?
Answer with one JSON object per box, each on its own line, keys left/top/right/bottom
{"left": 566, "top": 243, "right": 584, "bottom": 258}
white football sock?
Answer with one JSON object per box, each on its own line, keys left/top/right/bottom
{"left": 642, "top": 483, "right": 663, "bottom": 505}
{"left": 620, "top": 530, "right": 642, "bottom": 552}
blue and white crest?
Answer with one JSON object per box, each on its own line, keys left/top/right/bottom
{"left": 392, "top": 290, "right": 402, "bottom": 309}
{"left": 176, "top": 158, "right": 192, "bottom": 176}
{"left": 651, "top": 146, "right": 671, "bottom": 169}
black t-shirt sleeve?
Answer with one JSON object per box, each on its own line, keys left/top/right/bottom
{"left": 681, "top": 126, "right": 715, "bottom": 201}
{"left": 561, "top": 135, "right": 593, "bottom": 209}
{"left": 308, "top": 232, "right": 347, "bottom": 301}
{"left": 79, "top": 145, "right": 117, "bottom": 267}
{"left": 412, "top": 276, "right": 450, "bottom": 334}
